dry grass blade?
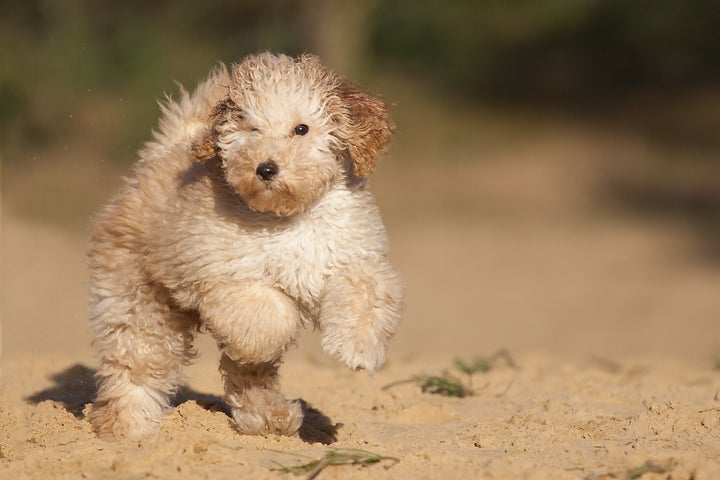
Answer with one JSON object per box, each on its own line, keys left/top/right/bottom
{"left": 383, "top": 350, "right": 516, "bottom": 398}
{"left": 274, "top": 448, "right": 399, "bottom": 479}
{"left": 625, "top": 460, "right": 671, "bottom": 479}
{"left": 455, "top": 349, "right": 517, "bottom": 375}
{"left": 587, "top": 459, "right": 673, "bottom": 480}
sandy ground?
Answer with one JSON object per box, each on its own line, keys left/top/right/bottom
{"left": 2, "top": 131, "right": 720, "bottom": 478}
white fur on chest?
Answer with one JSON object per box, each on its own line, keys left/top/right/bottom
{"left": 154, "top": 184, "right": 388, "bottom": 315}
{"left": 258, "top": 212, "right": 340, "bottom": 307}
{"left": 243, "top": 187, "right": 386, "bottom": 308}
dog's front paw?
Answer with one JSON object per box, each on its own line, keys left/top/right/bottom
{"left": 319, "top": 263, "right": 404, "bottom": 374}
{"left": 321, "top": 323, "right": 387, "bottom": 374}
{"left": 230, "top": 390, "right": 303, "bottom": 436}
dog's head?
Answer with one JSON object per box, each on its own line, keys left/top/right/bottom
{"left": 192, "top": 53, "right": 394, "bottom": 216}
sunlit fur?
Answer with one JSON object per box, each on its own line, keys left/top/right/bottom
{"left": 88, "top": 53, "right": 404, "bottom": 439}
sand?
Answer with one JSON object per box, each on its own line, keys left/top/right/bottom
{"left": 3, "top": 351, "right": 719, "bottom": 480}
{"left": 2, "top": 138, "right": 720, "bottom": 479}
{"left": 3, "top": 206, "right": 719, "bottom": 480}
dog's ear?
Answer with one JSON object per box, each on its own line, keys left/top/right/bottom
{"left": 190, "top": 126, "right": 217, "bottom": 162}
{"left": 190, "top": 97, "right": 233, "bottom": 162}
{"left": 334, "top": 82, "right": 395, "bottom": 177}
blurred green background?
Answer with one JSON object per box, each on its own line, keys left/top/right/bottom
{"left": 2, "top": 0, "right": 720, "bottom": 359}
{"left": 3, "top": 0, "right": 719, "bottom": 229}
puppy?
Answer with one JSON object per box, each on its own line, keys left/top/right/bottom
{"left": 88, "top": 52, "right": 404, "bottom": 438}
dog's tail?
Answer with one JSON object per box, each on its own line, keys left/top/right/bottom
{"left": 146, "top": 64, "right": 230, "bottom": 153}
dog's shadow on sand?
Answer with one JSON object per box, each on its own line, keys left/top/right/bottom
{"left": 25, "top": 363, "right": 339, "bottom": 445}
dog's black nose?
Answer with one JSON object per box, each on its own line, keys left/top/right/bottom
{"left": 256, "top": 161, "right": 279, "bottom": 181}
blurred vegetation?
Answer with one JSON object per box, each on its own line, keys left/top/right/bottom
{"left": 370, "top": 0, "right": 720, "bottom": 100}
{"left": 3, "top": 0, "right": 719, "bottom": 164}
{"left": 1, "top": 0, "right": 719, "bottom": 236}
{"left": 0, "top": 0, "right": 314, "bottom": 164}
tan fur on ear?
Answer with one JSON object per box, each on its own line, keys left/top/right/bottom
{"left": 335, "top": 83, "right": 395, "bottom": 177}
{"left": 190, "top": 97, "right": 234, "bottom": 161}
{"left": 190, "top": 126, "right": 218, "bottom": 161}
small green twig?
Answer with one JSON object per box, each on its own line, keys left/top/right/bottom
{"left": 382, "top": 373, "right": 471, "bottom": 397}
{"left": 273, "top": 448, "right": 399, "bottom": 479}
{"left": 416, "top": 373, "right": 472, "bottom": 398}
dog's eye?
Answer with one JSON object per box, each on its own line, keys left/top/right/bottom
{"left": 250, "top": 127, "right": 260, "bottom": 133}
{"left": 294, "top": 124, "right": 309, "bottom": 136}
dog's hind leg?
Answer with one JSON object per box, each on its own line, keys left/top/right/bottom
{"left": 88, "top": 263, "right": 197, "bottom": 438}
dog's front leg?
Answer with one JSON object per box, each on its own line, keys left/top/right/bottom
{"left": 319, "top": 259, "right": 404, "bottom": 374}
{"left": 198, "top": 283, "right": 300, "bottom": 364}
{"left": 198, "top": 283, "right": 303, "bottom": 435}
{"left": 219, "top": 354, "right": 303, "bottom": 435}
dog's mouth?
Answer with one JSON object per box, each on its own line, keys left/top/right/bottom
{"left": 244, "top": 172, "right": 305, "bottom": 217}
{"left": 248, "top": 191, "right": 303, "bottom": 217}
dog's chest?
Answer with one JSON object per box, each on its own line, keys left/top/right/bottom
{"left": 156, "top": 186, "right": 383, "bottom": 314}
{"left": 258, "top": 215, "right": 349, "bottom": 307}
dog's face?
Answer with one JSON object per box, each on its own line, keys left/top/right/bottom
{"left": 192, "top": 53, "right": 394, "bottom": 216}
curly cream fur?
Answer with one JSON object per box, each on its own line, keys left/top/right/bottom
{"left": 88, "top": 53, "right": 404, "bottom": 439}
